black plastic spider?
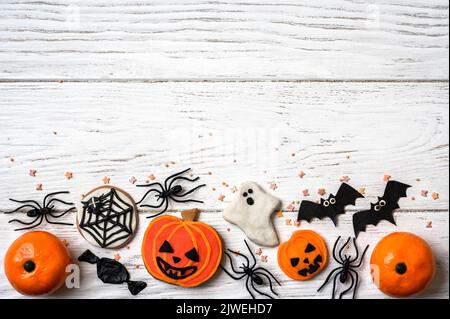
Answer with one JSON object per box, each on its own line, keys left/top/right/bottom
{"left": 317, "top": 236, "right": 369, "bottom": 299}
{"left": 136, "top": 168, "right": 206, "bottom": 219}
{"left": 3, "top": 191, "right": 75, "bottom": 231}
{"left": 220, "top": 239, "right": 281, "bottom": 299}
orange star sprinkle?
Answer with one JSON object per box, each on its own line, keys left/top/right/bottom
{"left": 148, "top": 174, "right": 156, "bottom": 181}
{"left": 431, "top": 192, "right": 439, "bottom": 200}
{"left": 318, "top": 188, "right": 326, "bottom": 196}
{"left": 35, "top": 183, "right": 43, "bottom": 191}
{"left": 113, "top": 253, "right": 121, "bottom": 261}
{"left": 29, "top": 169, "right": 37, "bottom": 177}
{"left": 421, "top": 190, "right": 429, "bottom": 197}
{"left": 285, "top": 219, "right": 292, "bottom": 226}
{"left": 302, "top": 189, "right": 310, "bottom": 197}
{"left": 298, "top": 171, "right": 306, "bottom": 178}
{"left": 276, "top": 210, "right": 284, "bottom": 218}
{"left": 65, "top": 171, "right": 73, "bottom": 180}
{"left": 255, "top": 248, "right": 263, "bottom": 256}
{"left": 218, "top": 194, "right": 225, "bottom": 201}
{"left": 426, "top": 221, "right": 432, "bottom": 228}
{"left": 286, "top": 203, "right": 295, "bottom": 212}
{"left": 294, "top": 220, "right": 300, "bottom": 227}
{"left": 129, "top": 176, "right": 137, "bottom": 184}
{"left": 383, "top": 174, "right": 391, "bottom": 182}
{"left": 340, "top": 175, "right": 350, "bottom": 183}
{"left": 260, "top": 255, "right": 268, "bottom": 263}
{"left": 358, "top": 187, "right": 366, "bottom": 195}
{"left": 269, "top": 182, "right": 278, "bottom": 191}
{"left": 102, "top": 176, "right": 110, "bottom": 184}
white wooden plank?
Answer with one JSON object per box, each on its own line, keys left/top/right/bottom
{"left": 0, "top": 82, "right": 448, "bottom": 211}
{"left": 0, "top": 0, "right": 448, "bottom": 80}
{"left": 0, "top": 210, "right": 447, "bottom": 299}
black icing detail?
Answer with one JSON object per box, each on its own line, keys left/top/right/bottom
{"left": 247, "top": 198, "right": 255, "bottom": 206}
{"left": 78, "top": 249, "right": 147, "bottom": 295}
{"left": 159, "top": 240, "right": 174, "bottom": 253}
{"left": 248, "top": 189, "right": 253, "bottom": 194}
{"left": 303, "top": 258, "right": 310, "bottom": 264}
{"left": 156, "top": 257, "right": 197, "bottom": 280}
{"left": 4, "top": 191, "right": 75, "bottom": 231}
{"left": 79, "top": 188, "right": 135, "bottom": 248}
{"left": 395, "top": 262, "right": 407, "bottom": 275}
{"left": 185, "top": 248, "right": 200, "bottom": 262}
{"left": 305, "top": 243, "right": 316, "bottom": 253}
{"left": 290, "top": 257, "right": 300, "bottom": 267}
{"left": 243, "top": 192, "right": 248, "bottom": 197}
{"left": 172, "top": 256, "right": 181, "bottom": 264}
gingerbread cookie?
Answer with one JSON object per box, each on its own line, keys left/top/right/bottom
{"left": 142, "top": 209, "right": 222, "bottom": 287}
{"left": 223, "top": 181, "right": 281, "bottom": 246}
{"left": 76, "top": 185, "right": 138, "bottom": 249}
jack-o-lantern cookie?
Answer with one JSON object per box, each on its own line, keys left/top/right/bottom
{"left": 277, "top": 230, "right": 328, "bottom": 280}
{"left": 142, "top": 209, "right": 222, "bottom": 287}
{"left": 76, "top": 185, "right": 138, "bottom": 249}
{"left": 370, "top": 232, "right": 435, "bottom": 297}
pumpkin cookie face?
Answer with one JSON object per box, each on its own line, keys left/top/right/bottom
{"left": 370, "top": 232, "right": 435, "bottom": 297}
{"left": 76, "top": 185, "right": 138, "bottom": 249}
{"left": 4, "top": 231, "right": 72, "bottom": 296}
{"left": 142, "top": 209, "right": 222, "bottom": 287}
{"left": 278, "top": 230, "right": 328, "bottom": 280}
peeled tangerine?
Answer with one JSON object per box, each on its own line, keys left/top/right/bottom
{"left": 370, "top": 232, "right": 435, "bottom": 297}
{"left": 4, "top": 231, "right": 72, "bottom": 296}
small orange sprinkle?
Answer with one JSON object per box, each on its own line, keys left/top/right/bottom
{"left": 421, "top": 190, "right": 429, "bottom": 197}
{"left": 260, "top": 255, "right": 268, "bottom": 263}
{"left": 302, "top": 189, "right": 310, "bottom": 197}
{"left": 113, "top": 253, "right": 121, "bottom": 261}
{"left": 340, "top": 175, "right": 350, "bottom": 183}
{"left": 148, "top": 174, "right": 156, "bottom": 181}
{"left": 230, "top": 186, "right": 237, "bottom": 193}
{"left": 102, "top": 176, "right": 110, "bottom": 184}
{"left": 286, "top": 204, "right": 295, "bottom": 212}
{"left": 285, "top": 219, "right": 292, "bottom": 226}
{"left": 135, "top": 264, "right": 140, "bottom": 269}
{"left": 35, "top": 183, "right": 43, "bottom": 191}
{"left": 29, "top": 169, "right": 37, "bottom": 177}
{"left": 294, "top": 220, "right": 300, "bottom": 227}
{"left": 426, "top": 221, "right": 432, "bottom": 228}
{"left": 208, "top": 172, "right": 212, "bottom": 175}
{"left": 212, "top": 187, "right": 216, "bottom": 191}
{"left": 298, "top": 171, "right": 306, "bottom": 178}
{"left": 129, "top": 176, "right": 137, "bottom": 184}
{"left": 416, "top": 178, "right": 421, "bottom": 182}
{"left": 276, "top": 210, "right": 284, "bottom": 218}
{"left": 318, "top": 188, "right": 326, "bottom": 196}
{"left": 383, "top": 174, "right": 391, "bottom": 182}
{"left": 269, "top": 182, "right": 278, "bottom": 191}
{"left": 218, "top": 194, "right": 225, "bottom": 201}
{"left": 255, "top": 248, "right": 263, "bottom": 256}
{"left": 431, "top": 192, "right": 439, "bottom": 200}
{"left": 65, "top": 171, "right": 73, "bottom": 180}
{"left": 358, "top": 187, "right": 366, "bottom": 195}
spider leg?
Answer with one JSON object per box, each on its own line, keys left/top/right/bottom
{"left": 48, "top": 206, "right": 76, "bottom": 218}
{"left": 8, "top": 215, "right": 41, "bottom": 225}
{"left": 348, "top": 268, "right": 359, "bottom": 299}
{"left": 227, "top": 248, "right": 251, "bottom": 269}
{"left": 332, "top": 236, "right": 344, "bottom": 265}
{"left": 136, "top": 187, "right": 163, "bottom": 205}
{"left": 254, "top": 271, "right": 279, "bottom": 296}
{"left": 224, "top": 252, "right": 246, "bottom": 275}
{"left": 46, "top": 198, "right": 74, "bottom": 207}
{"left": 253, "top": 267, "right": 281, "bottom": 286}
{"left": 43, "top": 191, "right": 70, "bottom": 207}
{"left": 164, "top": 168, "right": 192, "bottom": 190}
{"left": 3, "top": 204, "right": 38, "bottom": 214}
{"left": 245, "top": 276, "right": 256, "bottom": 299}
{"left": 250, "top": 275, "right": 274, "bottom": 299}
{"left": 168, "top": 176, "right": 201, "bottom": 190}
{"left": 351, "top": 244, "right": 369, "bottom": 268}
{"left": 172, "top": 183, "right": 206, "bottom": 198}
{"left": 243, "top": 239, "right": 258, "bottom": 268}
{"left": 168, "top": 196, "right": 204, "bottom": 204}
{"left": 145, "top": 200, "right": 169, "bottom": 219}
{"left": 331, "top": 270, "right": 341, "bottom": 299}
{"left": 317, "top": 267, "right": 343, "bottom": 292}
{"left": 140, "top": 200, "right": 165, "bottom": 209}
{"left": 219, "top": 264, "right": 246, "bottom": 280}
{"left": 349, "top": 238, "right": 359, "bottom": 263}
{"left": 44, "top": 214, "right": 72, "bottom": 226}
{"left": 11, "top": 215, "right": 44, "bottom": 231}
{"left": 9, "top": 198, "right": 42, "bottom": 209}
{"left": 338, "top": 237, "right": 352, "bottom": 263}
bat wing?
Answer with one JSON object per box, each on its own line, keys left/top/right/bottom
{"left": 297, "top": 200, "right": 327, "bottom": 223}
{"left": 352, "top": 209, "right": 375, "bottom": 238}
{"left": 334, "top": 183, "right": 364, "bottom": 213}
{"left": 383, "top": 181, "right": 411, "bottom": 206}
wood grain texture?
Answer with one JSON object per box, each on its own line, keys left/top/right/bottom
{"left": 0, "top": 210, "right": 447, "bottom": 299}
{"left": 0, "top": 0, "right": 448, "bottom": 80}
{"left": 0, "top": 81, "right": 448, "bottom": 298}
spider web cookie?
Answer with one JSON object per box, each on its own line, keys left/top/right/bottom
{"left": 77, "top": 186, "right": 138, "bottom": 249}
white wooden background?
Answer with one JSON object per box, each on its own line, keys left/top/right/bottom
{"left": 0, "top": 0, "right": 448, "bottom": 299}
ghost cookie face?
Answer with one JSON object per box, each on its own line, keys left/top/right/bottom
{"left": 223, "top": 181, "right": 281, "bottom": 247}
{"left": 76, "top": 185, "right": 138, "bottom": 249}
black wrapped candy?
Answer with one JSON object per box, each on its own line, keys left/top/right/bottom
{"left": 78, "top": 250, "right": 147, "bottom": 295}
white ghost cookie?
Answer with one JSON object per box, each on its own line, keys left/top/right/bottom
{"left": 223, "top": 181, "right": 281, "bottom": 247}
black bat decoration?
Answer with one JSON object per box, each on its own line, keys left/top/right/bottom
{"left": 352, "top": 181, "right": 411, "bottom": 237}
{"left": 297, "top": 183, "right": 364, "bottom": 226}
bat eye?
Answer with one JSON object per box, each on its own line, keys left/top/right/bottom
{"left": 330, "top": 198, "right": 336, "bottom": 205}
{"left": 379, "top": 200, "right": 386, "bottom": 207}
{"left": 374, "top": 205, "right": 381, "bottom": 212}
{"left": 323, "top": 201, "right": 330, "bottom": 207}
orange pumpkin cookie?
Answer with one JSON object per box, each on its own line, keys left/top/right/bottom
{"left": 278, "top": 230, "right": 328, "bottom": 280}
{"left": 4, "top": 231, "right": 72, "bottom": 296}
{"left": 142, "top": 209, "right": 222, "bottom": 287}
{"left": 370, "top": 232, "right": 435, "bottom": 297}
